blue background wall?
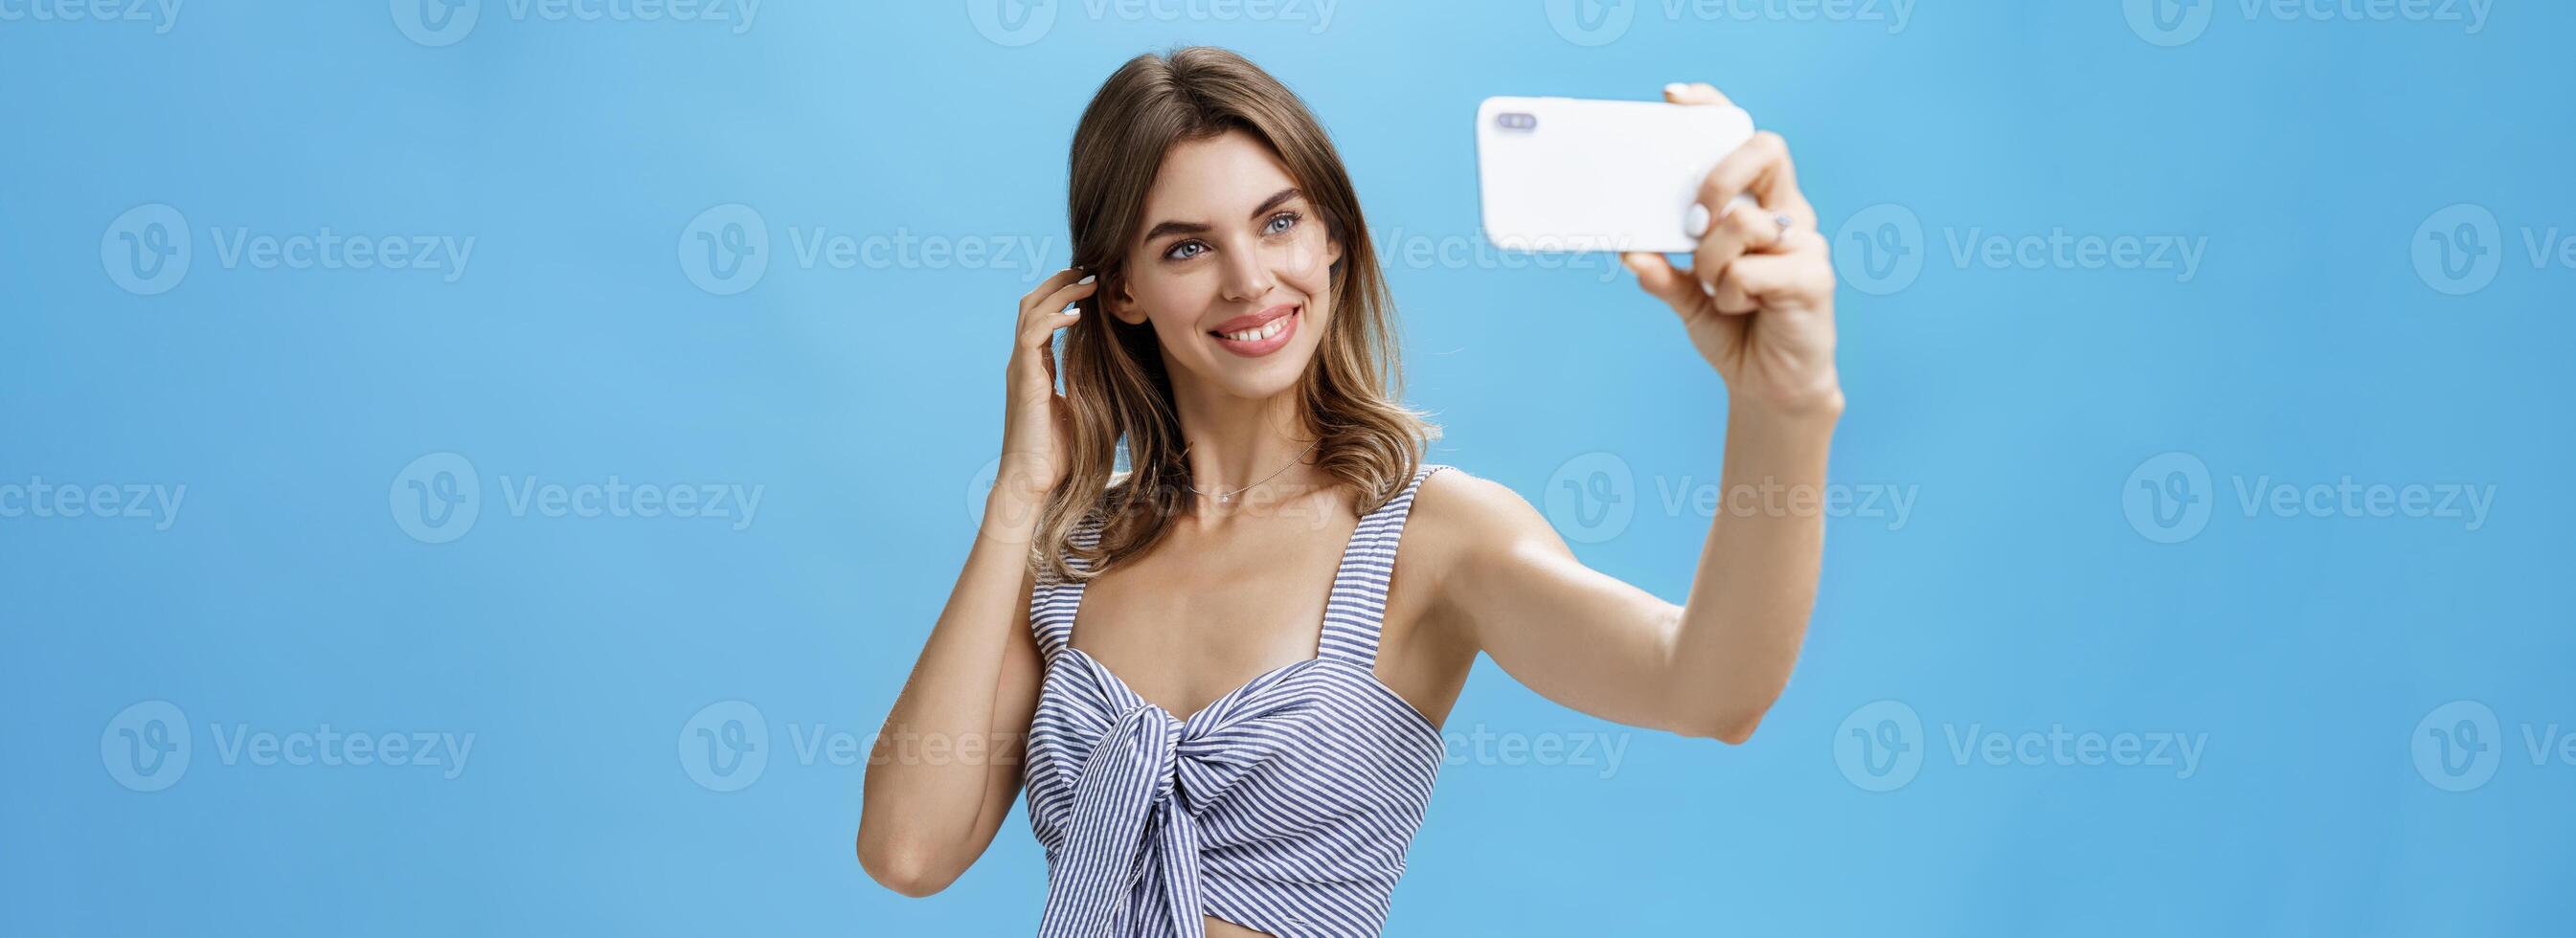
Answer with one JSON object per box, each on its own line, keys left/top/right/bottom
{"left": 5, "top": 1, "right": 2570, "bottom": 934}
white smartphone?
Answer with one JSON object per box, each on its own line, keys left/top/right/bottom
{"left": 1474, "top": 95, "right": 1756, "bottom": 254}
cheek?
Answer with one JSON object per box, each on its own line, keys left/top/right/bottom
{"left": 1279, "top": 231, "right": 1335, "bottom": 294}
{"left": 1123, "top": 267, "right": 1204, "bottom": 324}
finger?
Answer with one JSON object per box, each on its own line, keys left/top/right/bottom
{"left": 1707, "top": 266, "right": 1757, "bottom": 316}
{"left": 1695, "top": 131, "right": 1800, "bottom": 217}
{"left": 1691, "top": 196, "right": 1789, "bottom": 295}
{"left": 1661, "top": 81, "right": 1732, "bottom": 107}
{"left": 1019, "top": 277, "right": 1096, "bottom": 342}
{"left": 1621, "top": 252, "right": 1705, "bottom": 315}
{"left": 1712, "top": 235, "right": 1833, "bottom": 310}
{"left": 1019, "top": 267, "right": 1090, "bottom": 313}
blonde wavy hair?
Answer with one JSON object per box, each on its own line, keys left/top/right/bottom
{"left": 1031, "top": 46, "right": 1440, "bottom": 584}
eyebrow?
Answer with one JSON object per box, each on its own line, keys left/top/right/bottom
{"left": 1140, "top": 188, "right": 1303, "bottom": 245}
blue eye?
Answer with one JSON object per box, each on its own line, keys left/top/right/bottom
{"left": 1265, "top": 212, "right": 1299, "bottom": 235}
{"left": 1165, "top": 241, "right": 1206, "bottom": 261}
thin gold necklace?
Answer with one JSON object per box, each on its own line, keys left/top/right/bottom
{"left": 1185, "top": 437, "right": 1322, "bottom": 505}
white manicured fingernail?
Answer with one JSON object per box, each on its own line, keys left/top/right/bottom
{"left": 1077, "top": 274, "right": 1096, "bottom": 284}
{"left": 1683, "top": 203, "right": 1710, "bottom": 239}
{"left": 1664, "top": 82, "right": 1687, "bottom": 97}
{"left": 1063, "top": 304, "right": 1081, "bottom": 316}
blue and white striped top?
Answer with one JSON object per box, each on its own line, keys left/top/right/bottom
{"left": 1025, "top": 462, "right": 1454, "bottom": 938}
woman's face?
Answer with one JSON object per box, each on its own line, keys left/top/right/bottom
{"left": 1108, "top": 129, "right": 1342, "bottom": 401}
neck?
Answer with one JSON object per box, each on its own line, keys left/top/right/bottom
{"left": 1168, "top": 378, "right": 1322, "bottom": 521}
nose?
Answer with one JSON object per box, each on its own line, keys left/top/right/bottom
{"left": 1217, "top": 239, "right": 1276, "bottom": 303}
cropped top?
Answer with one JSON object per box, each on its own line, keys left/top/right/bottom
{"left": 1023, "top": 463, "right": 1455, "bottom": 937}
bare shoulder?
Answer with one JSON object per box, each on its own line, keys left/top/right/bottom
{"left": 1405, "top": 464, "right": 1567, "bottom": 585}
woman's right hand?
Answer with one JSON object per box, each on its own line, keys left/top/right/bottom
{"left": 995, "top": 268, "right": 1098, "bottom": 515}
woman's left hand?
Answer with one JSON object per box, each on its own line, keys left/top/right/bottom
{"left": 1623, "top": 82, "right": 1842, "bottom": 417}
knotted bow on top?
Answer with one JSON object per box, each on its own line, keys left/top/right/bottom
{"left": 1033, "top": 661, "right": 1313, "bottom": 938}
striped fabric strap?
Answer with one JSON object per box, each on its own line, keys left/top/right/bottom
{"left": 1316, "top": 463, "right": 1444, "bottom": 667}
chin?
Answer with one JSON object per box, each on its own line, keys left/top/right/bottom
{"left": 1198, "top": 349, "right": 1314, "bottom": 400}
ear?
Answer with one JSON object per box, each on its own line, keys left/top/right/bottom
{"left": 1107, "top": 277, "right": 1151, "bottom": 326}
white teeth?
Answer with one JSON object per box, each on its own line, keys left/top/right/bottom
{"left": 1220, "top": 313, "right": 1289, "bottom": 344}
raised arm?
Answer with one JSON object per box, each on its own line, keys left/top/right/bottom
{"left": 1428, "top": 81, "right": 1840, "bottom": 744}
{"left": 1419, "top": 407, "right": 1833, "bottom": 744}
{"left": 857, "top": 269, "right": 1096, "bottom": 896}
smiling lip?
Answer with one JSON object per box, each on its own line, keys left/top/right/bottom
{"left": 1209, "top": 304, "right": 1299, "bottom": 358}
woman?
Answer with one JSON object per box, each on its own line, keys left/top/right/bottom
{"left": 859, "top": 47, "right": 1841, "bottom": 938}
